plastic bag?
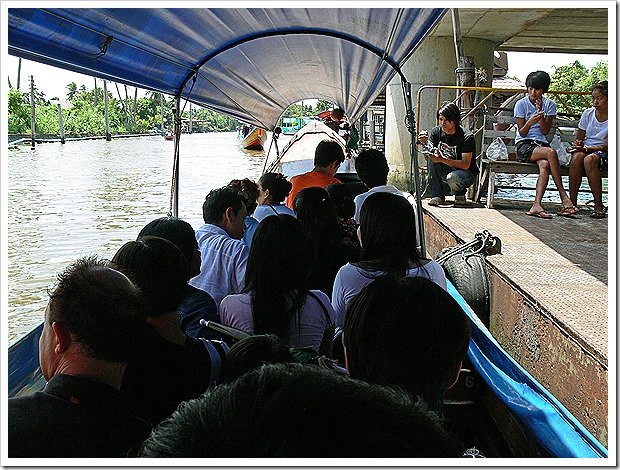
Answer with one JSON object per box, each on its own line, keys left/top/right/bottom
{"left": 550, "top": 135, "right": 571, "bottom": 166}
{"left": 486, "top": 137, "right": 508, "bottom": 161}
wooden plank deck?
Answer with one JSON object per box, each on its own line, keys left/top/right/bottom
{"left": 422, "top": 195, "right": 609, "bottom": 446}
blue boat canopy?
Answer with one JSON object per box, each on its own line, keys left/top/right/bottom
{"left": 8, "top": 8, "right": 446, "bottom": 130}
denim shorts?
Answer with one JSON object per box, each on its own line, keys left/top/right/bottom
{"left": 515, "top": 140, "right": 550, "bottom": 163}
{"left": 594, "top": 151, "right": 608, "bottom": 172}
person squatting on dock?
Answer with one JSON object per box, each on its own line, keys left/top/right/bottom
{"left": 418, "top": 102, "right": 478, "bottom": 207}
{"left": 8, "top": 257, "right": 151, "bottom": 458}
{"left": 513, "top": 70, "right": 577, "bottom": 219}
{"left": 568, "top": 81, "right": 608, "bottom": 219}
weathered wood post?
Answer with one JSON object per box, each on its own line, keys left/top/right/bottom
{"left": 160, "top": 93, "right": 165, "bottom": 135}
{"left": 29, "top": 75, "right": 36, "bottom": 149}
{"left": 189, "top": 103, "right": 193, "bottom": 134}
{"left": 103, "top": 80, "right": 111, "bottom": 141}
{"left": 452, "top": 8, "right": 476, "bottom": 130}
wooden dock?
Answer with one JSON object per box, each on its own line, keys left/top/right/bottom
{"left": 422, "top": 196, "right": 609, "bottom": 448}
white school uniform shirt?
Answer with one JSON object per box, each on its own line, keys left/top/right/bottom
{"left": 331, "top": 259, "right": 447, "bottom": 326}
{"left": 189, "top": 223, "right": 249, "bottom": 307}
{"left": 253, "top": 204, "right": 297, "bottom": 222}
{"left": 353, "top": 185, "right": 417, "bottom": 224}
{"left": 578, "top": 107, "right": 608, "bottom": 147}
{"left": 514, "top": 95, "right": 557, "bottom": 144}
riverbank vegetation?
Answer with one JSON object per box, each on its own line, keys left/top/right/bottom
{"left": 8, "top": 60, "right": 607, "bottom": 137}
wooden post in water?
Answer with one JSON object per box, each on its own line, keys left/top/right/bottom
{"left": 57, "top": 103, "right": 65, "bottom": 144}
{"left": 103, "top": 80, "right": 111, "bottom": 141}
{"left": 93, "top": 77, "right": 98, "bottom": 106}
{"left": 29, "top": 75, "right": 36, "bottom": 149}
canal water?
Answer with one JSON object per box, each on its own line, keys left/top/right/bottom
{"left": 6, "top": 133, "right": 605, "bottom": 343}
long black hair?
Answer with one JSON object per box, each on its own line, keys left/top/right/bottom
{"left": 355, "top": 192, "right": 423, "bottom": 274}
{"left": 243, "top": 215, "right": 308, "bottom": 341}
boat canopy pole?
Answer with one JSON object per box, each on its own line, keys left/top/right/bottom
{"left": 170, "top": 95, "right": 182, "bottom": 217}
{"left": 402, "top": 79, "right": 426, "bottom": 257}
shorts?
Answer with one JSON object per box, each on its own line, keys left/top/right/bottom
{"left": 594, "top": 151, "right": 608, "bottom": 172}
{"left": 515, "top": 139, "right": 550, "bottom": 163}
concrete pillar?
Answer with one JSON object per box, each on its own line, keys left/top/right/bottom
{"left": 384, "top": 36, "right": 495, "bottom": 183}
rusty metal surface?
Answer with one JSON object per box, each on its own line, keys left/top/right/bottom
{"left": 423, "top": 198, "right": 609, "bottom": 363}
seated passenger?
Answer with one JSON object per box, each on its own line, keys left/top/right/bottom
{"left": 8, "top": 257, "right": 151, "bottom": 458}
{"left": 325, "top": 182, "right": 361, "bottom": 252}
{"left": 512, "top": 71, "right": 576, "bottom": 218}
{"left": 418, "top": 102, "right": 478, "bottom": 206}
{"left": 228, "top": 178, "right": 260, "bottom": 246}
{"left": 343, "top": 275, "right": 472, "bottom": 413}
{"left": 139, "top": 363, "right": 463, "bottom": 458}
{"left": 568, "top": 81, "right": 608, "bottom": 218}
{"left": 219, "top": 215, "right": 336, "bottom": 356}
{"left": 138, "top": 216, "right": 219, "bottom": 340}
{"left": 253, "top": 172, "right": 296, "bottom": 223}
{"left": 285, "top": 140, "right": 345, "bottom": 208}
{"left": 294, "top": 186, "right": 360, "bottom": 297}
{"left": 332, "top": 192, "right": 446, "bottom": 326}
{"left": 112, "top": 237, "right": 225, "bottom": 426}
{"left": 189, "top": 186, "right": 249, "bottom": 307}
{"left": 224, "top": 334, "right": 296, "bottom": 382}
{"left": 353, "top": 148, "right": 417, "bottom": 224}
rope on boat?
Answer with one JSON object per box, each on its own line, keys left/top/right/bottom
{"left": 435, "top": 230, "right": 501, "bottom": 264}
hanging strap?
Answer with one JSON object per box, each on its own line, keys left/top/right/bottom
{"left": 199, "top": 338, "right": 230, "bottom": 387}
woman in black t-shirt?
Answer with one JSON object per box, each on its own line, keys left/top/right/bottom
{"left": 418, "top": 102, "right": 477, "bottom": 206}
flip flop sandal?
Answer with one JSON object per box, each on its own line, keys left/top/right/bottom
{"left": 526, "top": 210, "right": 553, "bottom": 219}
{"left": 557, "top": 206, "right": 578, "bottom": 217}
{"left": 590, "top": 211, "right": 606, "bottom": 219}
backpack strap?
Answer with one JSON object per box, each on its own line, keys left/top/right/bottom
{"left": 199, "top": 339, "right": 230, "bottom": 387}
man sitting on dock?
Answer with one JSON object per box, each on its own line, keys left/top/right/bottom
{"left": 189, "top": 186, "right": 249, "bottom": 306}
{"left": 285, "top": 139, "right": 345, "bottom": 208}
{"left": 8, "top": 257, "right": 151, "bottom": 458}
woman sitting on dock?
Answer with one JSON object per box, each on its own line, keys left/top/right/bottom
{"left": 219, "top": 215, "right": 336, "bottom": 356}
{"left": 513, "top": 70, "right": 577, "bottom": 218}
{"left": 252, "top": 172, "right": 296, "bottom": 223}
{"left": 568, "top": 81, "right": 608, "bottom": 219}
{"left": 331, "top": 192, "right": 446, "bottom": 326}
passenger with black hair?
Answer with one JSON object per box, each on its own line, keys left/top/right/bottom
{"left": 189, "top": 186, "right": 249, "bottom": 306}
{"left": 224, "top": 334, "right": 296, "bottom": 382}
{"left": 138, "top": 217, "right": 219, "bottom": 340}
{"left": 325, "top": 182, "right": 361, "bottom": 252}
{"left": 513, "top": 70, "right": 577, "bottom": 218}
{"left": 252, "top": 172, "right": 296, "bottom": 223}
{"left": 332, "top": 192, "right": 446, "bottom": 326}
{"left": 285, "top": 139, "right": 345, "bottom": 208}
{"left": 228, "top": 178, "right": 261, "bottom": 246}
{"left": 352, "top": 147, "right": 417, "bottom": 223}
{"left": 294, "top": 186, "right": 359, "bottom": 297}
{"left": 342, "top": 275, "right": 472, "bottom": 414}
{"left": 9, "top": 257, "right": 151, "bottom": 457}
{"left": 139, "top": 363, "right": 464, "bottom": 458}
{"left": 568, "top": 81, "right": 608, "bottom": 219}
{"left": 112, "top": 237, "right": 224, "bottom": 426}
{"left": 220, "top": 215, "right": 336, "bottom": 355}
{"left": 418, "top": 102, "right": 477, "bottom": 206}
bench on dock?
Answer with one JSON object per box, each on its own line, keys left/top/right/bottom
{"left": 473, "top": 115, "right": 607, "bottom": 208}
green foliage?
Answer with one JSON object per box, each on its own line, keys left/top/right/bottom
{"left": 550, "top": 60, "right": 608, "bottom": 116}
{"left": 315, "top": 100, "right": 334, "bottom": 114}
{"left": 8, "top": 88, "right": 30, "bottom": 133}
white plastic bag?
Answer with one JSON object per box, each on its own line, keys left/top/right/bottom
{"left": 550, "top": 135, "right": 571, "bottom": 167}
{"left": 486, "top": 137, "right": 508, "bottom": 161}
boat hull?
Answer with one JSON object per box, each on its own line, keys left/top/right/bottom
{"left": 238, "top": 126, "right": 266, "bottom": 150}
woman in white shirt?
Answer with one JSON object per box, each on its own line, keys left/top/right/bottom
{"left": 568, "top": 81, "right": 608, "bottom": 219}
{"left": 331, "top": 192, "right": 446, "bottom": 326}
{"left": 220, "top": 214, "right": 335, "bottom": 355}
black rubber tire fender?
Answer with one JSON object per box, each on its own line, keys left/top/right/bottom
{"left": 441, "top": 252, "right": 490, "bottom": 325}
